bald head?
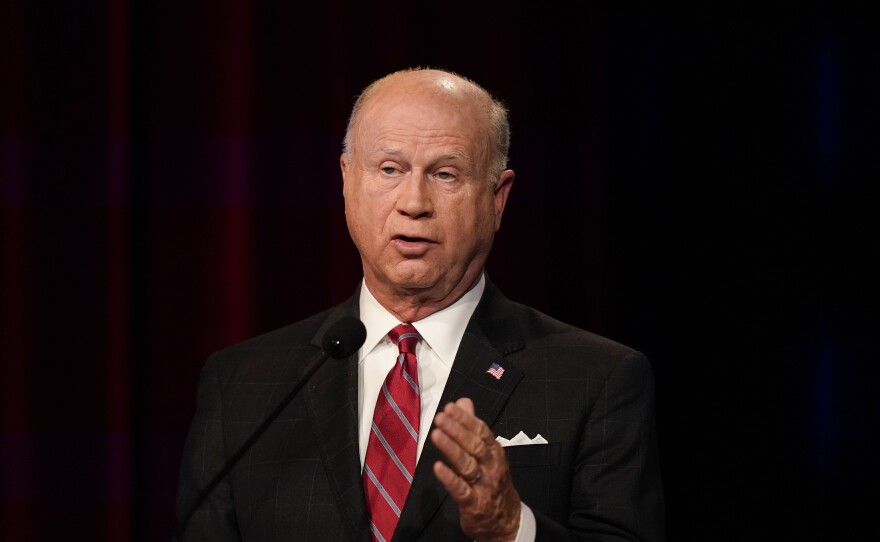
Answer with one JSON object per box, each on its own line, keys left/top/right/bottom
{"left": 343, "top": 69, "right": 510, "bottom": 184}
{"left": 338, "top": 67, "right": 516, "bottom": 321}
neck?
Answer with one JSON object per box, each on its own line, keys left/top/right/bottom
{"left": 365, "top": 274, "right": 482, "bottom": 323}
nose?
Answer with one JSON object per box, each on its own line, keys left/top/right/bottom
{"left": 395, "top": 172, "right": 433, "bottom": 219}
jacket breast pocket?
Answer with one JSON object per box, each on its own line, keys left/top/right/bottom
{"left": 503, "top": 443, "right": 560, "bottom": 467}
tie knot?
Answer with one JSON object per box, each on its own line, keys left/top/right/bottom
{"left": 389, "top": 323, "right": 420, "bottom": 355}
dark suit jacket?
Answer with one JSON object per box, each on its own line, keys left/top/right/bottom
{"left": 176, "top": 279, "right": 665, "bottom": 541}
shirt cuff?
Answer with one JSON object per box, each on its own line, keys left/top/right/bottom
{"left": 513, "top": 502, "right": 536, "bottom": 542}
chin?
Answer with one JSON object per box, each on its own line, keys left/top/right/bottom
{"left": 389, "top": 275, "right": 438, "bottom": 292}
{"left": 386, "top": 266, "right": 443, "bottom": 292}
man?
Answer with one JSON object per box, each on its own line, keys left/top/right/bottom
{"left": 177, "top": 68, "right": 665, "bottom": 541}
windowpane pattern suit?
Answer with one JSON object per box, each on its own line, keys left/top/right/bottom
{"left": 176, "top": 279, "right": 665, "bottom": 541}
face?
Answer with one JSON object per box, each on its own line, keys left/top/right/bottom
{"left": 341, "top": 74, "right": 514, "bottom": 308}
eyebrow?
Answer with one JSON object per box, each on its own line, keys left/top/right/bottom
{"left": 374, "top": 148, "right": 470, "bottom": 162}
{"left": 437, "top": 150, "right": 469, "bottom": 161}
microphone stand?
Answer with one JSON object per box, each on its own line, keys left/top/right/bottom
{"left": 173, "top": 349, "right": 332, "bottom": 541}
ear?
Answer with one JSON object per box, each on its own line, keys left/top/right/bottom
{"left": 493, "top": 169, "right": 515, "bottom": 231}
{"left": 340, "top": 153, "right": 349, "bottom": 184}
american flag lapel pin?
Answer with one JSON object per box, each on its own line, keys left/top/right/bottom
{"left": 486, "top": 362, "right": 505, "bottom": 380}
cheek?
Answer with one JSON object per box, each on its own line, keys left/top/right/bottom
{"left": 348, "top": 194, "right": 391, "bottom": 242}
{"left": 462, "top": 193, "right": 497, "bottom": 230}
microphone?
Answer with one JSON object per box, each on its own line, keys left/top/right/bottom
{"left": 320, "top": 316, "right": 367, "bottom": 359}
{"left": 174, "top": 316, "right": 367, "bottom": 541}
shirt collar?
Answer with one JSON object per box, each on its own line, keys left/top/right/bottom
{"left": 358, "top": 274, "right": 486, "bottom": 366}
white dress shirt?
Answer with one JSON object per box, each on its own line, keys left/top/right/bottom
{"left": 356, "top": 274, "right": 536, "bottom": 541}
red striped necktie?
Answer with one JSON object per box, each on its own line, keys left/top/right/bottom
{"left": 363, "top": 324, "right": 421, "bottom": 542}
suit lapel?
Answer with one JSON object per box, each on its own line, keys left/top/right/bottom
{"left": 301, "top": 297, "right": 372, "bottom": 542}
{"left": 394, "top": 280, "right": 526, "bottom": 541}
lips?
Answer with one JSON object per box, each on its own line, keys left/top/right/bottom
{"left": 394, "top": 234, "right": 432, "bottom": 243}
{"left": 391, "top": 234, "right": 436, "bottom": 254}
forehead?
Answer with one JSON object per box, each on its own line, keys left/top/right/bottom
{"left": 354, "top": 81, "right": 490, "bottom": 155}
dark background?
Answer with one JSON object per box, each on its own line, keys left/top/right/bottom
{"left": 2, "top": 2, "right": 877, "bottom": 540}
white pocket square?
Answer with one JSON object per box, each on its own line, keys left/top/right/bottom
{"left": 495, "top": 431, "right": 549, "bottom": 447}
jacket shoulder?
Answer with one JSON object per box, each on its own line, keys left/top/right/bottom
{"left": 517, "top": 302, "right": 643, "bottom": 360}
{"left": 217, "top": 308, "right": 333, "bottom": 354}
{"left": 204, "top": 289, "right": 359, "bottom": 379}
{"left": 478, "top": 280, "right": 644, "bottom": 363}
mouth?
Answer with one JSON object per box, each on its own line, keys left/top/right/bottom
{"left": 394, "top": 235, "right": 432, "bottom": 243}
{"left": 391, "top": 235, "right": 435, "bottom": 254}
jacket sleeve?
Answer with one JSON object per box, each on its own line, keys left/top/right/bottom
{"left": 175, "top": 353, "right": 242, "bottom": 542}
{"left": 536, "top": 350, "right": 666, "bottom": 542}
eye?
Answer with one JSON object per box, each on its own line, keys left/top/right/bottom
{"left": 381, "top": 166, "right": 398, "bottom": 175}
{"left": 435, "top": 170, "right": 456, "bottom": 182}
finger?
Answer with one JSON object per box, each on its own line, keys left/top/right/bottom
{"left": 433, "top": 412, "right": 488, "bottom": 472}
{"left": 434, "top": 403, "right": 494, "bottom": 458}
{"left": 432, "top": 459, "right": 476, "bottom": 504}
{"left": 430, "top": 427, "right": 482, "bottom": 483}
{"left": 454, "top": 396, "right": 475, "bottom": 415}
{"left": 440, "top": 399, "right": 485, "bottom": 436}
